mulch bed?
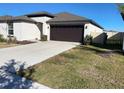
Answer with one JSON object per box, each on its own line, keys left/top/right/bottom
{"left": 16, "top": 40, "right": 36, "bottom": 45}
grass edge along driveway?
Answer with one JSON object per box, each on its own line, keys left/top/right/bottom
{"left": 24, "top": 45, "right": 124, "bottom": 89}
{"left": 0, "top": 42, "right": 19, "bottom": 49}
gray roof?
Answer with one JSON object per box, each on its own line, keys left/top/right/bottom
{"left": 0, "top": 15, "right": 13, "bottom": 22}
{"left": 0, "top": 15, "right": 36, "bottom": 23}
{"left": 24, "top": 11, "right": 54, "bottom": 18}
{"left": 13, "top": 16, "right": 36, "bottom": 23}
{"left": 48, "top": 12, "right": 89, "bottom": 22}
{"left": 0, "top": 12, "right": 103, "bottom": 28}
{"left": 47, "top": 12, "right": 103, "bottom": 29}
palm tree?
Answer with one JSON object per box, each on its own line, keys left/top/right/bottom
{"left": 117, "top": 4, "right": 124, "bottom": 20}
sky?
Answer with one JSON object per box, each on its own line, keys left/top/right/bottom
{"left": 0, "top": 3, "right": 123, "bottom": 32}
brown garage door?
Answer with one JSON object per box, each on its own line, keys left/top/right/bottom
{"left": 50, "top": 25, "right": 84, "bottom": 43}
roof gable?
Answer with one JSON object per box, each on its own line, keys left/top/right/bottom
{"left": 0, "top": 12, "right": 103, "bottom": 29}
{"left": 0, "top": 15, "right": 36, "bottom": 23}
{"left": 0, "top": 15, "right": 13, "bottom": 22}
{"left": 13, "top": 16, "right": 36, "bottom": 23}
{"left": 24, "top": 11, "right": 54, "bottom": 18}
{"left": 48, "top": 12, "right": 89, "bottom": 22}
{"left": 47, "top": 12, "right": 103, "bottom": 29}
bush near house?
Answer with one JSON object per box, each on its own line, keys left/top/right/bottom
{"left": 41, "top": 35, "right": 47, "bottom": 41}
{"left": 84, "top": 35, "right": 92, "bottom": 45}
{"left": 0, "top": 34, "right": 6, "bottom": 42}
{"left": 7, "top": 35, "right": 17, "bottom": 44}
{"left": 0, "top": 35, "right": 18, "bottom": 48}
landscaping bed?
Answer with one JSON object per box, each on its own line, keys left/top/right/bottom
{"left": 0, "top": 34, "right": 36, "bottom": 49}
{"left": 0, "top": 42, "right": 19, "bottom": 49}
{"left": 0, "top": 40, "right": 36, "bottom": 49}
{"left": 16, "top": 40, "right": 36, "bottom": 45}
{"left": 23, "top": 45, "right": 124, "bottom": 89}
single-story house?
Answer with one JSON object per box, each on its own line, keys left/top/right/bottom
{"left": 0, "top": 11, "right": 103, "bottom": 44}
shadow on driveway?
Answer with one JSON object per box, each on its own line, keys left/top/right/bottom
{"left": 0, "top": 59, "right": 34, "bottom": 89}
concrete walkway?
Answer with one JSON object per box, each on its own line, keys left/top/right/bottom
{"left": 0, "top": 41, "right": 79, "bottom": 68}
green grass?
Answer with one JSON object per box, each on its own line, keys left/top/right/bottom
{"left": 0, "top": 42, "right": 18, "bottom": 48}
{"left": 24, "top": 45, "right": 124, "bottom": 89}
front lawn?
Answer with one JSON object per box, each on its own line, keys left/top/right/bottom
{"left": 24, "top": 45, "right": 124, "bottom": 89}
{"left": 0, "top": 42, "right": 19, "bottom": 48}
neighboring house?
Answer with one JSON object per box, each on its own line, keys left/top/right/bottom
{"left": 0, "top": 11, "right": 103, "bottom": 44}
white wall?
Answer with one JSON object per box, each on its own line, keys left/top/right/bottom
{"left": 0, "top": 23, "right": 8, "bottom": 38}
{"left": 13, "top": 22, "right": 22, "bottom": 40}
{"left": 14, "top": 22, "right": 40, "bottom": 41}
{"left": 84, "top": 23, "right": 103, "bottom": 37}
{"left": 31, "top": 16, "right": 51, "bottom": 40}
{"left": 84, "top": 23, "right": 104, "bottom": 44}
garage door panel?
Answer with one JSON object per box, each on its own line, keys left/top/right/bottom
{"left": 50, "top": 25, "right": 84, "bottom": 42}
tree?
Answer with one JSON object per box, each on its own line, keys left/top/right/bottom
{"left": 117, "top": 4, "right": 124, "bottom": 20}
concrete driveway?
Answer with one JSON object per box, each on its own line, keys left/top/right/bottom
{"left": 0, "top": 41, "right": 79, "bottom": 68}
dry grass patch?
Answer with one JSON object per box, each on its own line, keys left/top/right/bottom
{"left": 24, "top": 45, "right": 124, "bottom": 89}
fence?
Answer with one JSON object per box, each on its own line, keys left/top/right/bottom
{"left": 90, "top": 31, "right": 107, "bottom": 44}
{"left": 106, "top": 32, "right": 123, "bottom": 45}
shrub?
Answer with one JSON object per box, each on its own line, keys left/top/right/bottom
{"left": 0, "top": 34, "right": 6, "bottom": 42}
{"left": 41, "top": 35, "right": 47, "bottom": 41}
{"left": 7, "top": 35, "right": 17, "bottom": 44}
{"left": 84, "top": 35, "right": 92, "bottom": 45}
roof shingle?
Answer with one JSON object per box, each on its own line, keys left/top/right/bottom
{"left": 13, "top": 16, "right": 36, "bottom": 23}
{"left": 47, "top": 12, "right": 103, "bottom": 29}
{"left": 24, "top": 11, "right": 54, "bottom": 18}
{"left": 0, "top": 15, "right": 36, "bottom": 23}
{"left": 48, "top": 12, "right": 89, "bottom": 22}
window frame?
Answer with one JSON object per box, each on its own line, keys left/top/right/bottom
{"left": 8, "top": 22, "right": 14, "bottom": 36}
